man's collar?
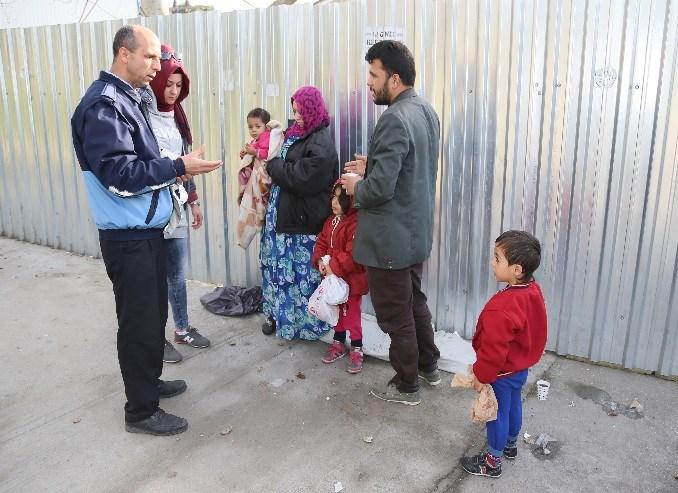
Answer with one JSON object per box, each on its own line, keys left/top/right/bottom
{"left": 390, "top": 87, "right": 417, "bottom": 105}
{"left": 102, "top": 70, "right": 134, "bottom": 90}
{"left": 100, "top": 71, "right": 143, "bottom": 104}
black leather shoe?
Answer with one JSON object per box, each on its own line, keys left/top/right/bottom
{"left": 262, "top": 318, "right": 276, "bottom": 335}
{"left": 125, "top": 409, "right": 188, "bottom": 436}
{"left": 158, "top": 379, "right": 187, "bottom": 398}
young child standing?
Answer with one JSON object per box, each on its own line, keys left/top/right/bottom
{"left": 312, "top": 182, "right": 369, "bottom": 373}
{"left": 461, "top": 230, "right": 547, "bottom": 478}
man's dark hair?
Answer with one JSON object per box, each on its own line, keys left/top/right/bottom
{"left": 332, "top": 182, "right": 350, "bottom": 215}
{"left": 495, "top": 230, "right": 541, "bottom": 280}
{"left": 247, "top": 107, "right": 271, "bottom": 124}
{"left": 113, "top": 25, "right": 138, "bottom": 59}
{"left": 365, "top": 40, "right": 416, "bottom": 86}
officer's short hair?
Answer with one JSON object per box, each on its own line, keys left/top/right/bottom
{"left": 113, "top": 25, "right": 138, "bottom": 59}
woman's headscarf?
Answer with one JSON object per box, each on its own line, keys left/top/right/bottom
{"left": 285, "top": 86, "right": 330, "bottom": 139}
{"left": 149, "top": 44, "right": 193, "bottom": 145}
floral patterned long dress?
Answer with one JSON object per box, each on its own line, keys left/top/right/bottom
{"left": 260, "top": 136, "right": 330, "bottom": 340}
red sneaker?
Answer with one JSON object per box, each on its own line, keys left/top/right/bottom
{"left": 322, "top": 341, "right": 347, "bottom": 364}
{"left": 347, "top": 347, "right": 364, "bottom": 374}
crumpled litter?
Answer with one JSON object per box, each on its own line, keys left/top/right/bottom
{"left": 628, "top": 398, "right": 643, "bottom": 412}
{"left": 334, "top": 481, "right": 344, "bottom": 492}
{"left": 603, "top": 400, "right": 619, "bottom": 416}
{"left": 524, "top": 432, "right": 558, "bottom": 455}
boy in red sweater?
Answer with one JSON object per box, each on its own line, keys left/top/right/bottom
{"left": 312, "top": 182, "right": 369, "bottom": 373}
{"left": 461, "top": 230, "right": 547, "bottom": 478}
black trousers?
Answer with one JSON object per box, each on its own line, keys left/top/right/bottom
{"left": 100, "top": 237, "right": 167, "bottom": 422}
{"left": 367, "top": 263, "right": 440, "bottom": 393}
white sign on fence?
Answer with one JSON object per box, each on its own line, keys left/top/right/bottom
{"left": 364, "top": 27, "right": 405, "bottom": 49}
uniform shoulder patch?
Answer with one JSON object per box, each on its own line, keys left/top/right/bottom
{"left": 100, "top": 83, "right": 117, "bottom": 101}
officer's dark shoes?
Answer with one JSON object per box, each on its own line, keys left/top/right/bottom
{"left": 125, "top": 409, "right": 188, "bottom": 436}
{"left": 158, "top": 379, "right": 187, "bottom": 398}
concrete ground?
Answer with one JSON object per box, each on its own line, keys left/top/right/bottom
{"left": 1, "top": 237, "right": 677, "bottom": 493}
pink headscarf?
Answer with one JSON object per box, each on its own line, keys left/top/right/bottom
{"left": 286, "top": 86, "right": 330, "bottom": 138}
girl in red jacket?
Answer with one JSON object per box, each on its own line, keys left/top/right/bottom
{"left": 312, "top": 182, "right": 369, "bottom": 374}
{"left": 461, "top": 230, "right": 547, "bottom": 478}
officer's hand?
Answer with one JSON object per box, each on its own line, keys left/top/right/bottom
{"left": 180, "top": 145, "right": 222, "bottom": 176}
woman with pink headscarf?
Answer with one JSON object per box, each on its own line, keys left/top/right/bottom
{"left": 261, "top": 86, "right": 339, "bottom": 339}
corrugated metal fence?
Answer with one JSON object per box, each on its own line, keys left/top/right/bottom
{"left": 0, "top": 0, "right": 676, "bottom": 376}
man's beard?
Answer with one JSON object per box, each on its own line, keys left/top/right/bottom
{"left": 372, "top": 82, "right": 391, "bottom": 105}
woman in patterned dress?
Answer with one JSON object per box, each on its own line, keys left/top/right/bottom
{"left": 260, "top": 86, "right": 339, "bottom": 339}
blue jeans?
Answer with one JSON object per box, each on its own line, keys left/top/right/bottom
{"left": 486, "top": 369, "right": 528, "bottom": 457}
{"left": 166, "top": 237, "right": 189, "bottom": 331}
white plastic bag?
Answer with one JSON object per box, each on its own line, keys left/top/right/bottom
{"left": 323, "top": 274, "right": 349, "bottom": 305}
{"left": 163, "top": 182, "right": 188, "bottom": 237}
{"left": 307, "top": 279, "right": 340, "bottom": 326}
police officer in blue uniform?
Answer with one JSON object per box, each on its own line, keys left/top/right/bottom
{"left": 71, "top": 24, "right": 221, "bottom": 435}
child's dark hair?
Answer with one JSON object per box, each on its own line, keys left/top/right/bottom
{"left": 247, "top": 107, "right": 271, "bottom": 124}
{"left": 365, "top": 40, "right": 416, "bottom": 86}
{"left": 332, "top": 182, "right": 350, "bottom": 215}
{"left": 495, "top": 230, "right": 541, "bottom": 281}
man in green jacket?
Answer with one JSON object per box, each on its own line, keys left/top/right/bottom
{"left": 342, "top": 40, "right": 441, "bottom": 405}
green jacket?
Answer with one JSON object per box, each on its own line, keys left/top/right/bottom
{"left": 353, "top": 89, "right": 440, "bottom": 269}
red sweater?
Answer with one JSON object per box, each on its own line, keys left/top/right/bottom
{"left": 472, "top": 281, "right": 547, "bottom": 383}
{"left": 311, "top": 208, "right": 368, "bottom": 297}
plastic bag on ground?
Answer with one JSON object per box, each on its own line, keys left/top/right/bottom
{"left": 200, "top": 285, "right": 262, "bottom": 316}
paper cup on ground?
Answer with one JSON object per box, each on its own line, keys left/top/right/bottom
{"left": 536, "top": 380, "right": 551, "bottom": 400}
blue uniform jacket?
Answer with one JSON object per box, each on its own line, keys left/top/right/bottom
{"left": 71, "top": 71, "right": 187, "bottom": 240}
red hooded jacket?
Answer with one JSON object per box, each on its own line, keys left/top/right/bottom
{"left": 312, "top": 204, "right": 368, "bottom": 297}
